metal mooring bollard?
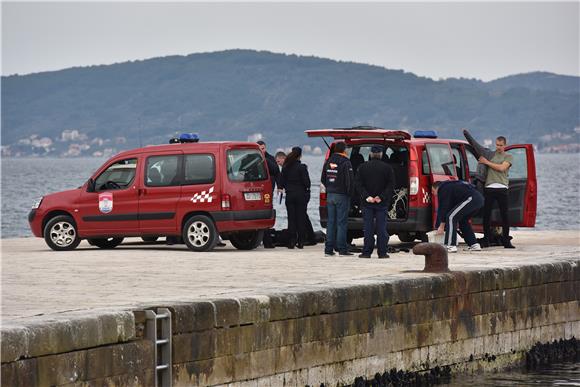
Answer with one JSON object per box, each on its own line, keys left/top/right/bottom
{"left": 413, "top": 242, "right": 449, "bottom": 272}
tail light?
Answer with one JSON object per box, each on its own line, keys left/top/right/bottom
{"left": 221, "top": 194, "right": 231, "bottom": 210}
{"left": 409, "top": 177, "right": 419, "bottom": 195}
{"left": 409, "top": 159, "right": 419, "bottom": 195}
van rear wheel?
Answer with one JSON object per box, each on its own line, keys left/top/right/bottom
{"left": 183, "top": 215, "right": 218, "bottom": 252}
{"left": 87, "top": 237, "right": 124, "bottom": 249}
{"left": 44, "top": 215, "right": 81, "bottom": 251}
{"left": 230, "top": 230, "right": 264, "bottom": 250}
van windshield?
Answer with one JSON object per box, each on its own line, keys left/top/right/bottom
{"left": 227, "top": 149, "right": 268, "bottom": 182}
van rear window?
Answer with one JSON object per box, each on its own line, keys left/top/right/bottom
{"left": 226, "top": 149, "right": 268, "bottom": 182}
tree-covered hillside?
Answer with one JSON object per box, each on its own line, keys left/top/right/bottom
{"left": 2, "top": 50, "right": 578, "bottom": 156}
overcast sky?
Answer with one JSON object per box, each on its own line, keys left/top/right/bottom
{"left": 2, "top": 2, "right": 579, "bottom": 81}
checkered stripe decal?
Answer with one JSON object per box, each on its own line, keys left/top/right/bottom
{"left": 191, "top": 186, "right": 214, "bottom": 203}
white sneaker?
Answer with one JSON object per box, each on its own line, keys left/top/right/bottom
{"left": 446, "top": 245, "right": 458, "bottom": 253}
{"left": 465, "top": 243, "right": 482, "bottom": 251}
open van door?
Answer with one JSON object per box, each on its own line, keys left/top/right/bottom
{"left": 500, "top": 144, "right": 537, "bottom": 227}
{"left": 424, "top": 143, "right": 458, "bottom": 228}
{"left": 305, "top": 128, "right": 411, "bottom": 141}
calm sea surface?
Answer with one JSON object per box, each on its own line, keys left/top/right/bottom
{"left": 2, "top": 153, "right": 579, "bottom": 238}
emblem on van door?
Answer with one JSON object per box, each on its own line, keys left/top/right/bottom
{"left": 99, "top": 192, "right": 113, "bottom": 213}
{"left": 191, "top": 186, "right": 214, "bottom": 203}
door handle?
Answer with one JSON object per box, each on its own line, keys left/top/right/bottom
{"left": 138, "top": 188, "right": 147, "bottom": 196}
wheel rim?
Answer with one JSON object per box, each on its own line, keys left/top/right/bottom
{"left": 49, "top": 221, "right": 76, "bottom": 247}
{"left": 187, "top": 221, "right": 210, "bottom": 247}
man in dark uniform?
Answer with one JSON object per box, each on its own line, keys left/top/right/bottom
{"left": 321, "top": 141, "right": 354, "bottom": 256}
{"left": 434, "top": 180, "right": 484, "bottom": 253}
{"left": 356, "top": 145, "right": 395, "bottom": 259}
{"left": 257, "top": 141, "right": 281, "bottom": 248}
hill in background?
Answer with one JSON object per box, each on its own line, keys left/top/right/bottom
{"left": 2, "top": 50, "right": 579, "bottom": 157}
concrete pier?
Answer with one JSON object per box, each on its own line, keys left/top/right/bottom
{"left": 1, "top": 230, "right": 579, "bottom": 386}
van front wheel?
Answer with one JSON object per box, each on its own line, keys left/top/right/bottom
{"left": 183, "top": 215, "right": 218, "bottom": 252}
{"left": 44, "top": 215, "right": 81, "bottom": 251}
{"left": 230, "top": 230, "right": 264, "bottom": 250}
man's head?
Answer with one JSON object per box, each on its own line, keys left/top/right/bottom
{"left": 495, "top": 136, "right": 507, "bottom": 153}
{"left": 334, "top": 141, "right": 347, "bottom": 154}
{"left": 370, "top": 145, "right": 384, "bottom": 159}
{"left": 275, "top": 151, "right": 286, "bottom": 166}
{"left": 257, "top": 140, "right": 266, "bottom": 153}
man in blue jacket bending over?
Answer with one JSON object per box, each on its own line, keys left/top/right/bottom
{"left": 434, "top": 180, "right": 484, "bottom": 253}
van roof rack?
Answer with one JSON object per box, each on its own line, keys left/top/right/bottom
{"left": 335, "top": 125, "right": 384, "bottom": 131}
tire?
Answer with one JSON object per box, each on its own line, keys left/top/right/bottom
{"left": 87, "top": 237, "right": 124, "bottom": 249}
{"left": 43, "top": 215, "right": 81, "bottom": 251}
{"left": 347, "top": 230, "right": 361, "bottom": 245}
{"left": 182, "top": 215, "right": 218, "bottom": 252}
{"left": 398, "top": 232, "right": 416, "bottom": 243}
{"left": 418, "top": 232, "right": 429, "bottom": 243}
{"left": 230, "top": 230, "right": 264, "bottom": 250}
{"left": 141, "top": 236, "right": 159, "bottom": 243}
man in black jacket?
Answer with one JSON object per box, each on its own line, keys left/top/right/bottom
{"left": 258, "top": 141, "right": 281, "bottom": 248}
{"left": 321, "top": 141, "right": 354, "bottom": 256}
{"left": 356, "top": 145, "right": 395, "bottom": 258}
{"left": 434, "top": 180, "right": 484, "bottom": 253}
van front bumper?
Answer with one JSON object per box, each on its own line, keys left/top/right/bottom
{"left": 28, "top": 209, "right": 44, "bottom": 237}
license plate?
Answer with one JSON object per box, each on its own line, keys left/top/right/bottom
{"left": 244, "top": 192, "right": 262, "bottom": 201}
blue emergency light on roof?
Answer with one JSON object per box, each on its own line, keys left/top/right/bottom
{"left": 413, "top": 130, "right": 438, "bottom": 139}
{"left": 169, "top": 133, "right": 200, "bottom": 144}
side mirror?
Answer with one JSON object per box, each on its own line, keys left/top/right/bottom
{"left": 86, "top": 178, "right": 96, "bottom": 193}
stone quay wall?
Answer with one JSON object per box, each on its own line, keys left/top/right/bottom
{"left": 2, "top": 260, "right": 579, "bottom": 386}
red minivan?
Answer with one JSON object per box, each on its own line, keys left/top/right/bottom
{"left": 306, "top": 127, "right": 537, "bottom": 243}
{"left": 29, "top": 137, "right": 275, "bottom": 252}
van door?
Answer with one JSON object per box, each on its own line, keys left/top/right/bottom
{"left": 77, "top": 158, "right": 140, "bottom": 236}
{"left": 138, "top": 152, "right": 182, "bottom": 234}
{"left": 503, "top": 144, "right": 537, "bottom": 227}
{"left": 223, "top": 146, "right": 271, "bottom": 218}
{"left": 424, "top": 143, "right": 458, "bottom": 227}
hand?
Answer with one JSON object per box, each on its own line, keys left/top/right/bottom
{"left": 366, "top": 196, "right": 374, "bottom": 203}
{"left": 374, "top": 196, "right": 382, "bottom": 203}
{"left": 478, "top": 156, "right": 489, "bottom": 165}
{"left": 436, "top": 224, "right": 445, "bottom": 235}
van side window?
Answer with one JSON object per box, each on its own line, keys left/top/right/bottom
{"left": 425, "top": 144, "right": 456, "bottom": 176}
{"left": 146, "top": 155, "right": 180, "bottom": 187}
{"left": 95, "top": 158, "right": 137, "bottom": 191}
{"left": 506, "top": 148, "right": 527, "bottom": 179}
{"left": 421, "top": 150, "right": 430, "bottom": 174}
{"left": 451, "top": 147, "right": 465, "bottom": 180}
{"left": 465, "top": 147, "right": 479, "bottom": 177}
{"left": 184, "top": 154, "right": 215, "bottom": 185}
{"left": 227, "top": 149, "right": 268, "bottom": 182}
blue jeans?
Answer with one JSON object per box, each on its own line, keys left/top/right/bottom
{"left": 362, "top": 204, "right": 389, "bottom": 256}
{"left": 325, "top": 193, "right": 350, "bottom": 254}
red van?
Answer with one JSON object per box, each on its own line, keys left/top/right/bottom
{"left": 28, "top": 136, "right": 275, "bottom": 252}
{"left": 306, "top": 127, "right": 537, "bottom": 242}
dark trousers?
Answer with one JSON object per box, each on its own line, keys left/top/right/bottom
{"left": 483, "top": 188, "right": 510, "bottom": 243}
{"left": 444, "top": 194, "right": 484, "bottom": 246}
{"left": 285, "top": 191, "right": 307, "bottom": 245}
{"left": 362, "top": 204, "right": 388, "bottom": 256}
{"left": 325, "top": 193, "right": 350, "bottom": 254}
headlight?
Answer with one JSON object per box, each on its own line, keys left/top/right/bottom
{"left": 32, "top": 197, "right": 43, "bottom": 209}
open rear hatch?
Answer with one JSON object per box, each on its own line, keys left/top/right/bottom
{"left": 305, "top": 127, "right": 411, "bottom": 141}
